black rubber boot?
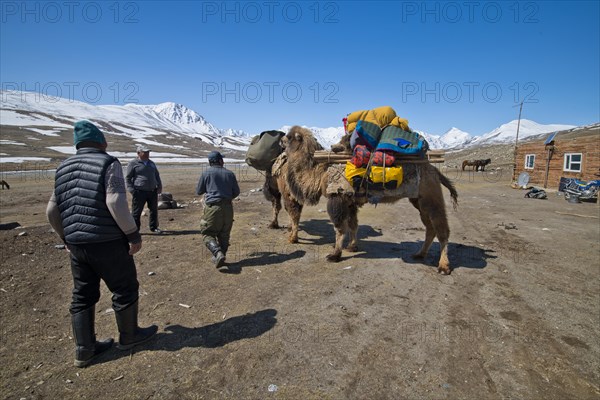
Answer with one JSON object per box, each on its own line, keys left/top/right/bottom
{"left": 115, "top": 300, "right": 158, "bottom": 350}
{"left": 72, "top": 306, "right": 114, "bottom": 368}
{"left": 206, "top": 240, "right": 226, "bottom": 268}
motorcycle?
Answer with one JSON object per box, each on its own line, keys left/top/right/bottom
{"left": 562, "top": 178, "right": 600, "bottom": 201}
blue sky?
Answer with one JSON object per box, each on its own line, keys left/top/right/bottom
{"left": 1, "top": 1, "right": 599, "bottom": 136}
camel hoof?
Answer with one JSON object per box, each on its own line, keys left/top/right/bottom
{"left": 411, "top": 253, "right": 425, "bottom": 260}
{"left": 345, "top": 245, "right": 359, "bottom": 252}
{"left": 437, "top": 266, "right": 451, "bottom": 275}
{"left": 268, "top": 222, "right": 279, "bottom": 229}
{"left": 326, "top": 253, "right": 342, "bottom": 262}
{"left": 288, "top": 237, "right": 298, "bottom": 244}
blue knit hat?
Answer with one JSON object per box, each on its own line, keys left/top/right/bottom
{"left": 208, "top": 151, "right": 223, "bottom": 163}
{"left": 73, "top": 120, "right": 106, "bottom": 147}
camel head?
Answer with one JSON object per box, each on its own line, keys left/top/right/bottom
{"left": 330, "top": 133, "right": 352, "bottom": 153}
{"left": 484, "top": 158, "right": 491, "bottom": 165}
{"left": 285, "top": 126, "right": 323, "bottom": 160}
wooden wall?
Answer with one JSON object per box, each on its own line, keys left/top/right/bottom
{"left": 515, "top": 135, "right": 600, "bottom": 189}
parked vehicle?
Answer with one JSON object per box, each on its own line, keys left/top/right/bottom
{"left": 562, "top": 178, "right": 600, "bottom": 201}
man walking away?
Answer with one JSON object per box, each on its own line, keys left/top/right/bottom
{"left": 126, "top": 145, "right": 163, "bottom": 233}
{"left": 47, "top": 121, "right": 158, "bottom": 368}
{"left": 196, "top": 151, "right": 240, "bottom": 268}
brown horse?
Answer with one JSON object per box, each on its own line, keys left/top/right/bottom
{"left": 462, "top": 159, "right": 491, "bottom": 171}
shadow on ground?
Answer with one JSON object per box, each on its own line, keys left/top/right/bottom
{"left": 220, "top": 250, "right": 306, "bottom": 274}
{"left": 345, "top": 241, "right": 496, "bottom": 271}
{"left": 93, "top": 309, "right": 278, "bottom": 365}
{"left": 298, "top": 219, "right": 383, "bottom": 245}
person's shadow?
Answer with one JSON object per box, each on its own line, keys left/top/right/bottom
{"left": 221, "top": 250, "right": 306, "bottom": 274}
{"left": 95, "top": 309, "right": 277, "bottom": 365}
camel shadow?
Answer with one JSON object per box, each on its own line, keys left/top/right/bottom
{"left": 348, "top": 241, "right": 495, "bottom": 271}
{"left": 220, "top": 249, "right": 306, "bottom": 274}
{"left": 93, "top": 309, "right": 278, "bottom": 365}
{"left": 298, "top": 219, "right": 383, "bottom": 245}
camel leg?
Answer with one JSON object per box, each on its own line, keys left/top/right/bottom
{"left": 345, "top": 202, "right": 359, "bottom": 252}
{"left": 413, "top": 195, "right": 451, "bottom": 274}
{"left": 284, "top": 197, "right": 302, "bottom": 244}
{"left": 268, "top": 193, "right": 282, "bottom": 229}
{"left": 326, "top": 195, "right": 349, "bottom": 262}
{"left": 430, "top": 210, "right": 451, "bottom": 275}
{"left": 409, "top": 198, "right": 431, "bottom": 258}
{"left": 327, "top": 226, "right": 345, "bottom": 262}
{"left": 288, "top": 203, "right": 303, "bottom": 244}
{"left": 412, "top": 202, "right": 436, "bottom": 260}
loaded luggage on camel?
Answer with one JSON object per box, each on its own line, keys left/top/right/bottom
{"left": 320, "top": 106, "right": 444, "bottom": 202}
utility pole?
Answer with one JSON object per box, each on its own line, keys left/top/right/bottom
{"left": 512, "top": 101, "right": 524, "bottom": 182}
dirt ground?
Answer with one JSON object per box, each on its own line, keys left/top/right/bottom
{"left": 0, "top": 164, "right": 599, "bottom": 400}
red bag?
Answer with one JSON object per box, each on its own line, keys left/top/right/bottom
{"left": 351, "top": 145, "right": 371, "bottom": 167}
{"left": 371, "top": 151, "right": 395, "bottom": 167}
{"left": 351, "top": 145, "right": 395, "bottom": 167}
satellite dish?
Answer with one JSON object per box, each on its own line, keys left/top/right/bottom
{"left": 517, "top": 172, "right": 530, "bottom": 187}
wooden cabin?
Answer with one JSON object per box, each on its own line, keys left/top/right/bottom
{"left": 514, "top": 124, "right": 599, "bottom": 189}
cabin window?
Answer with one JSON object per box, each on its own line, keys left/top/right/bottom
{"left": 564, "top": 153, "right": 582, "bottom": 172}
{"left": 525, "top": 154, "right": 535, "bottom": 169}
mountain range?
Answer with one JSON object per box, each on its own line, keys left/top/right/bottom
{"left": 0, "top": 91, "right": 578, "bottom": 158}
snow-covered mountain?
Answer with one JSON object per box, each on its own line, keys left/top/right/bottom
{"left": 476, "top": 119, "right": 575, "bottom": 145}
{"left": 0, "top": 91, "right": 579, "bottom": 154}
{"left": 152, "top": 102, "right": 205, "bottom": 125}
{"left": 279, "top": 125, "right": 345, "bottom": 149}
{"left": 0, "top": 91, "right": 251, "bottom": 151}
{"left": 416, "top": 127, "right": 477, "bottom": 150}
{"left": 411, "top": 120, "right": 575, "bottom": 149}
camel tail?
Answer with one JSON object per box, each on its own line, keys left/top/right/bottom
{"left": 437, "top": 170, "right": 458, "bottom": 210}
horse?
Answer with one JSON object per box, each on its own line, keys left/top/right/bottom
{"left": 462, "top": 159, "right": 491, "bottom": 171}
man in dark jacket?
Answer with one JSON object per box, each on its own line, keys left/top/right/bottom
{"left": 196, "top": 151, "right": 240, "bottom": 268}
{"left": 126, "top": 145, "right": 163, "bottom": 233}
{"left": 47, "top": 121, "right": 157, "bottom": 368}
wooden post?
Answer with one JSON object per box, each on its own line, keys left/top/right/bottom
{"left": 512, "top": 101, "right": 524, "bottom": 182}
{"left": 543, "top": 146, "right": 553, "bottom": 189}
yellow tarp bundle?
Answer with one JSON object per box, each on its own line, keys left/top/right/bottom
{"left": 344, "top": 162, "right": 403, "bottom": 189}
{"left": 345, "top": 106, "right": 410, "bottom": 133}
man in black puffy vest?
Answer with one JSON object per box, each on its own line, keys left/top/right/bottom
{"left": 46, "top": 120, "right": 158, "bottom": 367}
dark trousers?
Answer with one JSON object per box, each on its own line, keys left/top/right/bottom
{"left": 131, "top": 189, "right": 158, "bottom": 230}
{"left": 200, "top": 201, "right": 234, "bottom": 254}
{"left": 69, "top": 239, "right": 140, "bottom": 314}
